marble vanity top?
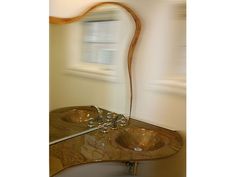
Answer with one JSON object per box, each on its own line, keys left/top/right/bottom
{"left": 50, "top": 106, "right": 183, "bottom": 176}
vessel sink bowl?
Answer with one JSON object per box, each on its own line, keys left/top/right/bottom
{"left": 61, "top": 109, "right": 96, "bottom": 124}
{"left": 115, "top": 128, "right": 164, "bottom": 152}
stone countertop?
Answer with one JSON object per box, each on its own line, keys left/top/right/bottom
{"left": 50, "top": 106, "right": 183, "bottom": 176}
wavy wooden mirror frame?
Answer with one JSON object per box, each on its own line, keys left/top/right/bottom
{"left": 50, "top": 2, "right": 141, "bottom": 117}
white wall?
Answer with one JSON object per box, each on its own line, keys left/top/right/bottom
{"left": 50, "top": 0, "right": 186, "bottom": 177}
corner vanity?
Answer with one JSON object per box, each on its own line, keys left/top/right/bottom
{"left": 50, "top": 106, "right": 182, "bottom": 176}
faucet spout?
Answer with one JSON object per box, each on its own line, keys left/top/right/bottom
{"left": 91, "top": 105, "right": 102, "bottom": 115}
{"left": 91, "top": 105, "right": 102, "bottom": 118}
{"left": 90, "top": 105, "right": 103, "bottom": 124}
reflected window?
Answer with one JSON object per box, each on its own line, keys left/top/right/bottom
{"left": 81, "top": 11, "right": 120, "bottom": 66}
{"left": 64, "top": 9, "right": 126, "bottom": 82}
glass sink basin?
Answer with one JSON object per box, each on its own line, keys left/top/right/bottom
{"left": 61, "top": 109, "right": 96, "bottom": 124}
{"left": 115, "top": 128, "right": 164, "bottom": 152}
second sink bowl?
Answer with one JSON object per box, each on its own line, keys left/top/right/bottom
{"left": 61, "top": 108, "right": 96, "bottom": 124}
{"left": 115, "top": 128, "right": 165, "bottom": 152}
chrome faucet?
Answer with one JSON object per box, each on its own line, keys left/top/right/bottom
{"left": 88, "top": 105, "right": 104, "bottom": 128}
{"left": 91, "top": 105, "right": 103, "bottom": 117}
{"left": 88, "top": 105, "right": 129, "bottom": 133}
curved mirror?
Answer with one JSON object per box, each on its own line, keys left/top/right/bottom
{"left": 50, "top": 4, "right": 139, "bottom": 143}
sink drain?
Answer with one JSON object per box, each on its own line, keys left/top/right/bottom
{"left": 133, "top": 147, "right": 143, "bottom": 151}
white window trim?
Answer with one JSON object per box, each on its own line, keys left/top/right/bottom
{"left": 146, "top": 77, "right": 186, "bottom": 96}
{"left": 64, "top": 63, "right": 120, "bottom": 83}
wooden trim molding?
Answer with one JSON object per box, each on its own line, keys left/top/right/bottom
{"left": 49, "top": 2, "right": 142, "bottom": 118}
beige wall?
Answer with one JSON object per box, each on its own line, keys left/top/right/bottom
{"left": 50, "top": 0, "right": 186, "bottom": 177}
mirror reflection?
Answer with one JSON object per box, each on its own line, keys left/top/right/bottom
{"left": 50, "top": 5, "right": 135, "bottom": 113}
{"left": 50, "top": 5, "right": 135, "bottom": 142}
